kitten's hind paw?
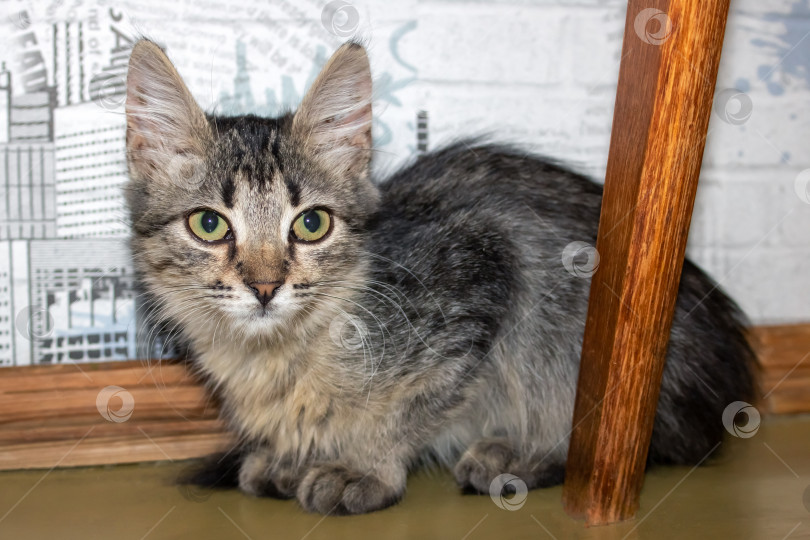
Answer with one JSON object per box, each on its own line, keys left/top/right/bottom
{"left": 297, "top": 464, "right": 402, "bottom": 515}
{"left": 454, "top": 439, "right": 517, "bottom": 494}
{"left": 454, "top": 438, "right": 566, "bottom": 494}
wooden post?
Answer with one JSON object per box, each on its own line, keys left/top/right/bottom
{"left": 562, "top": 0, "right": 730, "bottom": 525}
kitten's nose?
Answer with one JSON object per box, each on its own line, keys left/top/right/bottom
{"left": 248, "top": 281, "right": 281, "bottom": 307}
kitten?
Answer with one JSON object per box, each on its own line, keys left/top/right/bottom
{"left": 125, "top": 39, "right": 757, "bottom": 515}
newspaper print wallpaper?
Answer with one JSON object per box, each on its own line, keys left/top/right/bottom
{"left": 0, "top": 0, "right": 808, "bottom": 366}
{"left": 0, "top": 1, "right": 424, "bottom": 366}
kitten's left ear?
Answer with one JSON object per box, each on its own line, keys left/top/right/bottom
{"left": 293, "top": 42, "right": 373, "bottom": 179}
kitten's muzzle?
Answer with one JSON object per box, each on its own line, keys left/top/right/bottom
{"left": 248, "top": 281, "right": 282, "bottom": 307}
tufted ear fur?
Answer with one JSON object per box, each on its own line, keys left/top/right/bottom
{"left": 292, "top": 42, "right": 373, "bottom": 180}
{"left": 125, "top": 39, "right": 212, "bottom": 183}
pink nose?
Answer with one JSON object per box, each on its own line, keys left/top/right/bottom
{"left": 249, "top": 281, "right": 281, "bottom": 307}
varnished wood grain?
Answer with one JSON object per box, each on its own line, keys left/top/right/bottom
{"left": 0, "top": 385, "right": 214, "bottom": 423}
{"left": 0, "top": 360, "right": 196, "bottom": 393}
{"left": 0, "top": 417, "right": 223, "bottom": 444}
{"left": 0, "top": 432, "right": 232, "bottom": 470}
{"left": 562, "top": 0, "right": 732, "bottom": 525}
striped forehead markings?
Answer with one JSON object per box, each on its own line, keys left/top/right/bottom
{"left": 216, "top": 115, "right": 285, "bottom": 205}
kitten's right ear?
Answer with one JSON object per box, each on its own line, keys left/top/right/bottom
{"left": 125, "top": 40, "right": 212, "bottom": 182}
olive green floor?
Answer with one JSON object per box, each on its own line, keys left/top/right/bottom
{"left": 1, "top": 415, "right": 809, "bottom": 540}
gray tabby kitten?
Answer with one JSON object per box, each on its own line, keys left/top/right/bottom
{"left": 125, "top": 39, "right": 756, "bottom": 515}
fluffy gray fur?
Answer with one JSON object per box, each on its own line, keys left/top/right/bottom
{"left": 125, "top": 39, "right": 757, "bottom": 515}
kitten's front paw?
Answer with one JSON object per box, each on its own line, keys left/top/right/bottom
{"left": 297, "top": 464, "right": 402, "bottom": 515}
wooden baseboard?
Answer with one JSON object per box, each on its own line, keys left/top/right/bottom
{"left": 0, "top": 360, "right": 233, "bottom": 471}
{"left": 0, "top": 324, "right": 807, "bottom": 471}
{"left": 753, "top": 324, "right": 810, "bottom": 414}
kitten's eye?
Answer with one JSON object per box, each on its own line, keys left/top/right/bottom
{"left": 291, "top": 209, "right": 331, "bottom": 242}
{"left": 188, "top": 210, "right": 231, "bottom": 242}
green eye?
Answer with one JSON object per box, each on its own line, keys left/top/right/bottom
{"left": 291, "top": 209, "right": 331, "bottom": 242}
{"left": 188, "top": 210, "right": 231, "bottom": 242}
